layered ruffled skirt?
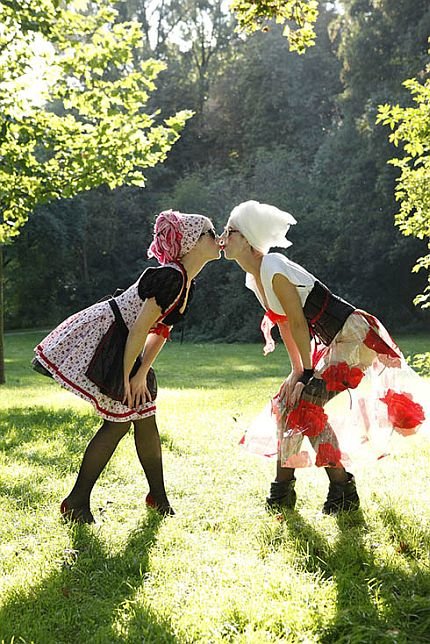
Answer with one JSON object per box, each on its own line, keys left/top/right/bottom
{"left": 34, "top": 300, "right": 156, "bottom": 422}
{"left": 241, "top": 311, "right": 430, "bottom": 467}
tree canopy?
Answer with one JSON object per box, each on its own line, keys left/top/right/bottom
{"left": 0, "top": 0, "right": 192, "bottom": 243}
{"left": 230, "top": 0, "right": 319, "bottom": 53}
{"left": 2, "top": 0, "right": 429, "bottom": 357}
{"left": 377, "top": 69, "right": 430, "bottom": 309}
{"left": 0, "top": 0, "right": 193, "bottom": 382}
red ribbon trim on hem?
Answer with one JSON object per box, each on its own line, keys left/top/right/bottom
{"left": 36, "top": 347, "right": 156, "bottom": 419}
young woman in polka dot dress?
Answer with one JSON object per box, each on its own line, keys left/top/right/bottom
{"left": 33, "top": 210, "right": 220, "bottom": 522}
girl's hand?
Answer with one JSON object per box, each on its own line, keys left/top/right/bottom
{"left": 287, "top": 381, "right": 305, "bottom": 409}
{"left": 123, "top": 371, "right": 152, "bottom": 408}
{"left": 123, "top": 379, "right": 132, "bottom": 408}
{"left": 279, "top": 371, "right": 301, "bottom": 407}
{"left": 130, "top": 371, "right": 152, "bottom": 408}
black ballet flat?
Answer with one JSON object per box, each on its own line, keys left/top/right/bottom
{"left": 60, "top": 499, "right": 95, "bottom": 524}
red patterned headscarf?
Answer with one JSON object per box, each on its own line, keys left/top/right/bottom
{"left": 147, "top": 210, "right": 211, "bottom": 265}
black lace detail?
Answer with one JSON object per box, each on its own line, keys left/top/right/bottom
{"left": 138, "top": 266, "right": 194, "bottom": 324}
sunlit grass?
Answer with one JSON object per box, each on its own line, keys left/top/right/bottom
{"left": 1, "top": 331, "right": 430, "bottom": 643}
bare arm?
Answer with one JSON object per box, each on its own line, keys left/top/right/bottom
{"left": 128, "top": 331, "right": 169, "bottom": 408}
{"left": 272, "top": 273, "right": 312, "bottom": 369}
{"left": 272, "top": 273, "right": 312, "bottom": 407}
{"left": 140, "top": 331, "right": 168, "bottom": 374}
{"left": 123, "top": 297, "right": 163, "bottom": 408}
{"left": 277, "top": 320, "right": 303, "bottom": 373}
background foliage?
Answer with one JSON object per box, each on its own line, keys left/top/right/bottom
{"left": 3, "top": 0, "right": 430, "bottom": 340}
{"left": 0, "top": 0, "right": 191, "bottom": 242}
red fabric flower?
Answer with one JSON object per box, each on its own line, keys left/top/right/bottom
{"left": 315, "top": 443, "right": 343, "bottom": 467}
{"left": 286, "top": 400, "right": 328, "bottom": 437}
{"left": 363, "top": 328, "right": 400, "bottom": 359}
{"left": 321, "top": 362, "right": 364, "bottom": 392}
{"left": 380, "top": 389, "right": 425, "bottom": 436}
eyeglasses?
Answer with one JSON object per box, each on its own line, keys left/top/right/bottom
{"left": 201, "top": 228, "right": 217, "bottom": 239}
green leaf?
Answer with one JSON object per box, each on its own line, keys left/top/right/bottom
{"left": 0, "top": 0, "right": 191, "bottom": 244}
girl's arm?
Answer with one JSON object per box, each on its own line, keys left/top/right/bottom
{"left": 272, "top": 273, "right": 312, "bottom": 407}
{"left": 272, "top": 273, "right": 311, "bottom": 369}
{"left": 277, "top": 320, "right": 303, "bottom": 374}
{"left": 140, "top": 330, "right": 169, "bottom": 375}
{"left": 129, "top": 331, "right": 170, "bottom": 407}
{"left": 123, "top": 297, "right": 163, "bottom": 408}
{"left": 276, "top": 320, "right": 304, "bottom": 409}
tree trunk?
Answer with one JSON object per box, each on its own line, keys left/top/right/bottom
{"left": 0, "top": 245, "right": 5, "bottom": 384}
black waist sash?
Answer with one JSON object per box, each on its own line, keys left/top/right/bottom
{"left": 303, "top": 281, "right": 355, "bottom": 345}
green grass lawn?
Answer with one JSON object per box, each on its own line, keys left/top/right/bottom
{"left": 1, "top": 331, "right": 430, "bottom": 643}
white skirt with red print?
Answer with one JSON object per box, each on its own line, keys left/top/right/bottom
{"left": 241, "top": 311, "right": 430, "bottom": 468}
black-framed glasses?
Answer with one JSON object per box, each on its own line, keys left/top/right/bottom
{"left": 201, "top": 228, "right": 217, "bottom": 239}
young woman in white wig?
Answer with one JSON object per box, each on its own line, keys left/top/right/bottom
{"left": 221, "top": 200, "right": 428, "bottom": 514}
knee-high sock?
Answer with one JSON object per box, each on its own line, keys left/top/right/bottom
{"left": 65, "top": 419, "right": 131, "bottom": 508}
{"left": 133, "top": 415, "right": 170, "bottom": 506}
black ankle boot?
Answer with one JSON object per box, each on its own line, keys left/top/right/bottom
{"left": 323, "top": 472, "right": 360, "bottom": 515}
{"left": 266, "top": 479, "right": 297, "bottom": 510}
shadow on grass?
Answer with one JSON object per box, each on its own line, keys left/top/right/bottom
{"left": 0, "top": 406, "right": 180, "bottom": 466}
{"left": 0, "top": 407, "right": 95, "bottom": 454}
{"left": 279, "top": 510, "right": 430, "bottom": 642}
{"left": 0, "top": 515, "right": 178, "bottom": 643}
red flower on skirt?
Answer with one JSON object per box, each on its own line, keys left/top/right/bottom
{"left": 380, "top": 389, "right": 425, "bottom": 436}
{"left": 321, "top": 362, "right": 364, "bottom": 392}
{"left": 286, "top": 400, "right": 328, "bottom": 437}
{"left": 363, "top": 328, "right": 400, "bottom": 359}
{"left": 315, "top": 443, "right": 343, "bottom": 467}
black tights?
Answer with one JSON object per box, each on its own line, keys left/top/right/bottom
{"left": 275, "top": 462, "right": 348, "bottom": 484}
{"left": 64, "top": 415, "right": 171, "bottom": 515}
